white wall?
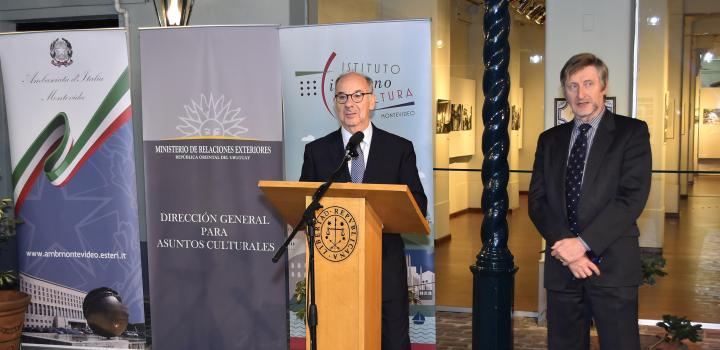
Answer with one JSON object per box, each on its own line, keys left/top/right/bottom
{"left": 449, "top": 77, "right": 475, "bottom": 213}
{"left": 193, "top": 0, "right": 291, "bottom": 25}
{"left": 448, "top": 2, "right": 475, "bottom": 213}
{"left": 518, "top": 23, "right": 545, "bottom": 191}
{"left": 664, "top": 0, "right": 683, "bottom": 215}
{"left": 544, "top": 0, "right": 634, "bottom": 129}
{"left": 432, "top": 0, "right": 452, "bottom": 239}
{"left": 693, "top": 76, "right": 702, "bottom": 174}
{"left": 679, "top": 17, "right": 694, "bottom": 196}
{"left": 636, "top": 0, "right": 668, "bottom": 249}
{"left": 317, "top": 0, "right": 378, "bottom": 23}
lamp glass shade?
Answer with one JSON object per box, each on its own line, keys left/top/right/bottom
{"left": 153, "top": 0, "right": 194, "bottom": 26}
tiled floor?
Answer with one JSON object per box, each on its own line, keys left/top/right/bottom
{"left": 435, "top": 311, "right": 720, "bottom": 349}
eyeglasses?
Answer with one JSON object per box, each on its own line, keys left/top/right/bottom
{"left": 334, "top": 91, "right": 373, "bottom": 104}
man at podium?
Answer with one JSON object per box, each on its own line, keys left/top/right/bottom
{"left": 300, "top": 71, "right": 427, "bottom": 350}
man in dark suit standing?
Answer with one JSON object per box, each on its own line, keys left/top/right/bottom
{"left": 300, "top": 72, "right": 427, "bottom": 350}
{"left": 529, "top": 53, "right": 652, "bottom": 350}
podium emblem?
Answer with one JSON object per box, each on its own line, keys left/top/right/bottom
{"left": 314, "top": 206, "right": 358, "bottom": 262}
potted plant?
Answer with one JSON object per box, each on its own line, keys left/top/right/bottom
{"left": 641, "top": 253, "right": 668, "bottom": 286}
{"left": 290, "top": 278, "right": 306, "bottom": 321}
{"left": 638, "top": 254, "right": 704, "bottom": 349}
{"left": 0, "top": 196, "right": 30, "bottom": 350}
{"left": 650, "top": 314, "right": 703, "bottom": 349}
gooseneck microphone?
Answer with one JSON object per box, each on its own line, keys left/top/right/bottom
{"left": 345, "top": 131, "right": 364, "bottom": 158}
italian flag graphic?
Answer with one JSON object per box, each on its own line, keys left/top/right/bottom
{"left": 11, "top": 68, "right": 131, "bottom": 212}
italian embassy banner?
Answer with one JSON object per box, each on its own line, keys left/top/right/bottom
{"left": 280, "top": 20, "right": 436, "bottom": 348}
{"left": 0, "top": 29, "right": 145, "bottom": 346}
{"left": 140, "top": 26, "right": 287, "bottom": 349}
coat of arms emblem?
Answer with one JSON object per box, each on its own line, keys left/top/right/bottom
{"left": 313, "top": 206, "right": 359, "bottom": 262}
{"left": 50, "top": 38, "right": 73, "bottom": 67}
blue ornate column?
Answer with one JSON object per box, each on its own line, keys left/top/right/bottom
{"left": 470, "top": 0, "right": 518, "bottom": 349}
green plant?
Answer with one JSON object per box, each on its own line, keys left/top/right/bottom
{"left": 292, "top": 279, "right": 306, "bottom": 321}
{"left": 641, "top": 254, "right": 667, "bottom": 286}
{"left": 0, "top": 270, "right": 18, "bottom": 289}
{"left": 650, "top": 314, "right": 703, "bottom": 348}
{"left": 0, "top": 198, "right": 16, "bottom": 242}
{"left": 0, "top": 197, "right": 20, "bottom": 290}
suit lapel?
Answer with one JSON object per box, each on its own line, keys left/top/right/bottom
{"left": 329, "top": 129, "right": 351, "bottom": 182}
{"left": 579, "top": 111, "right": 615, "bottom": 223}
{"left": 580, "top": 112, "right": 614, "bottom": 197}
{"left": 363, "top": 123, "right": 383, "bottom": 183}
{"left": 553, "top": 122, "right": 573, "bottom": 220}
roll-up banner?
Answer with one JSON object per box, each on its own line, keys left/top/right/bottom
{"left": 139, "top": 26, "right": 287, "bottom": 350}
{"left": 0, "top": 29, "right": 146, "bottom": 347}
{"left": 280, "top": 20, "right": 436, "bottom": 349}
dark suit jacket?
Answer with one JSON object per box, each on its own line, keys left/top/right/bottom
{"left": 299, "top": 124, "right": 427, "bottom": 303}
{"left": 528, "top": 111, "right": 652, "bottom": 289}
{"left": 299, "top": 124, "right": 427, "bottom": 217}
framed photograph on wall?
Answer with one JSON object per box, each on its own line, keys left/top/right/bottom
{"left": 555, "top": 96, "right": 616, "bottom": 125}
{"left": 511, "top": 87, "right": 524, "bottom": 149}
{"left": 703, "top": 108, "right": 720, "bottom": 125}
{"left": 605, "top": 96, "right": 616, "bottom": 114}
{"left": 450, "top": 103, "right": 473, "bottom": 131}
{"left": 436, "top": 99, "right": 451, "bottom": 134}
{"left": 511, "top": 105, "right": 520, "bottom": 130}
{"left": 664, "top": 92, "right": 674, "bottom": 140}
{"left": 449, "top": 77, "right": 475, "bottom": 157}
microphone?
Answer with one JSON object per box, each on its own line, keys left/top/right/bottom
{"left": 345, "top": 131, "right": 364, "bottom": 158}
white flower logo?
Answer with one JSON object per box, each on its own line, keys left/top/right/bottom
{"left": 176, "top": 94, "right": 247, "bottom": 137}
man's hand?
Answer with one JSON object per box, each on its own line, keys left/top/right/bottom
{"left": 550, "top": 237, "right": 587, "bottom": 265}
{"left": 567, "top": 255, "right": 601, "bottom": 279}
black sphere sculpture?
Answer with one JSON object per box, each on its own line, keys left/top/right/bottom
{"left": 82, "top": 287, "right": 129, "bottom": 338}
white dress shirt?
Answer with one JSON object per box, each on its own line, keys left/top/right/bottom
{"left": 341, "top": 124, "right": 373, "bottom": 170}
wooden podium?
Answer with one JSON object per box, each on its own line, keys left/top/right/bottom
{"left": 259, "top": 181, "right": 429, "bottom": 350}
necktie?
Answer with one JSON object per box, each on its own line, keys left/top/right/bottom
{"left": 565, "top": 124, "right": 601, "bottom": 263}
{"left": 350, "top": 144, "right": 365, "bottom": 183}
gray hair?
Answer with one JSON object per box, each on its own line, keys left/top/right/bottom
{"left": 560, "top": 52, "right": 609, "bottom": 89}
{"left": 335, "top": 72, "right": 374, "bottom": 91}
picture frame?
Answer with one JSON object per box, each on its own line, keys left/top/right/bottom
{"left": 450, "top": 103, "right": 473, "bottom": 132}
{"left": 555, "top": 96, "right": 616, "bottom": 125}
{"left": 436, "top": 99, "right": 451, "bottom": 134}
{"left": 703, "top": 108, "right": 720, "bottom": 125}
{"left": 448, "top": 77, "right": 476, "bottom": 158}
{"left": 664, "top": 92, "right": 674, "bottom": 140}
{"left": 511, "top": 105, "right": 520, "bottom": 131}
{"left": 513, "top": 87, "right": 524, "bottom": 149}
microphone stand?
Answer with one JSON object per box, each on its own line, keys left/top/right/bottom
{"left": 273, "top": 149, "right": 357, "bottom": 350}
